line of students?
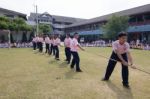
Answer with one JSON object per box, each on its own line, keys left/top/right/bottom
{"left": 32, "top": 34, "right": 60, "bottom": 59}
{"left": 32, "top": 33, "right": 85, "bottom": 72}
{"left": 32, "top": 32, "right": 136, "bottom": 88}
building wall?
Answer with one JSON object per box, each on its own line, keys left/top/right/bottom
{"left": 64, "top": 12, "right": 150, "bottom": 43}
{"left": 0, "top": 9, "right": 26, "bottom": 20}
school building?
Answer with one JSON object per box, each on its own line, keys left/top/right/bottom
{"left": 64, "top": 4, "right": 150, "bottom": 44}
{"left": 28, "top": 12, "right": 86, "bottom": 34}
{"left": 0, "top": 4, "right": 150, "bottom": 43}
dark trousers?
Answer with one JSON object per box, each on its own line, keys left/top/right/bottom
{"left": 65, "top": 47, "right": 71, "bottom": 63}
{"left": 104, "top": 52, "right": 129, "bottom": 85}
{"left": 37, "top": 42, "right": 40, "bottom": 50}
{"left": 45, "top": 43, "right": 49, "bottom": 53}
{"left": 54, "top": 46, "right": 59, "bottom": 59}
{"left": 71, "top": 51, "right": 80, "bottom": 71}
{"left": 33, "top": 42, "right": 36, "bottom": 50}
{"left": 39, "top": 42, "right": 43, "bottom": 52}
{"left": 49, "top": 44, "right": 55, "bottom": 55}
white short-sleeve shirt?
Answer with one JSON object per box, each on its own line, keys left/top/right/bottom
{"left": 64, "top": 37, "right": 71, "bottom": 48}
{"left": 45, "top": 37, "right": 50, "bottom": 44}
{"left": 32, "top": 37, "right": 36, "bottom": 42}
{"left": 71, "top": 38, "right": 79, "bottom": 52}
{"left": 112, "top": 40, "right": 130, "bottom": 54}
{"left": 53, "top": 38, "right": 61, "bottom": 46}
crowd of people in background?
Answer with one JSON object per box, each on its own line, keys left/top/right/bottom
{"left": 80, "top": 40, "right": 150, "bottom": 50}
{"left": 0, "top": 35, "right": 150, "bottom": 51}
{"left": 0, "top": 42, "right": 32, "bottom": 48}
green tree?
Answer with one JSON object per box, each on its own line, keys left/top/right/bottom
{"left": 39, "top": 24, "right": 52, "bottom": 34}
{"left": 12, "top": 17, "right": 32, "bottom": 42}
{"left": 102, "top": 15, "right": 129, "bottom": 40}
{"left": 0, "top": 21, "right": 9, "bottom": 30}
{"left": 0, "top": 16, "right": 33, "bottom": 43}
{"left": 0, "top": 16, "right": 9, "bottom": 30}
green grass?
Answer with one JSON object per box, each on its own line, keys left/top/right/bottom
{"left": 0, "top": 47, "right": 150, "bottom": 99}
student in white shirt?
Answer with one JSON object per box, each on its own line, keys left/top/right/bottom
{"left": 53, "top": 34, "right": 61, "bottom": 60}
{"left": 64, "top": 34, "right": 72, "bottom": 64}
{"left": 102, "top": 32, "right": 136, "bottom": 88}
{"left": 32, "top": 36, "right": 37, "bottom": 50}
{"left": 45, "top": 35, "right": 50, "bottom": 53}
{"left": 49, "top": 35, "right": 55, "bottom": 56}
{"left": 39, "top": 34, "right": 44, "bottom": 53}
{"left": 70, "top": 33, "right": 85, "bottom": 72}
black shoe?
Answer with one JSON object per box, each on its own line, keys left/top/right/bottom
{"left": 67, "top": 62, "right": 70, "bottom": 64}
{"left": 123, "top": 84, "right": 130, "bottom": 89}
{"left": 101, "top": 78, "right": 109, "bottom": 81}
{"left": 55, "top": 58, "right": 60, "bottom": 60}
{"left": 70, "top": 65, "right": 74, "bottom": 69}
{"left": 76, "top": 70, "right": 83, "bottom": 72}
{"left": 70, "top": 67, "right": 74, "bottom": 69}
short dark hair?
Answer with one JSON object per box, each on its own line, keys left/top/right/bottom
{"left": 66, "top": 33, "right": 70, "bottom": 37}
{"left": 118, "top": 32, "right": 127, "bottom": 38}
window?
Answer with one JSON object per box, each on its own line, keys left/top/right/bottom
{"left": 129, "top": 16, "right": 136, "bottom": 23}
{"left": 136, "top": 15, "right": 144, "bottom": 22}
{"left": 144, "top": 13, "right": 150, "bottom": 20}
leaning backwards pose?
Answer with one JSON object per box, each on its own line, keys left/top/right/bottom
{"left": 102, "top": 32, "right": 136, "bottom": 88}
{"left": 45, "top": 35, "right": 50, "bottom": 54}
{"left": 70, "top": 33, "right": 85, "bottom": 72}
{"left": 53, "top": 34, "right": 61, "bottom": 60}
{"left": 64, "top": 34, "right": 72, "bottom": 64}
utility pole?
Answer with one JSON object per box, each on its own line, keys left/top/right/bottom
{"left": 36, "top": 5, "right": 38, "bottom": 36}
{"left": 8, "top": 30, "right": 11, "bottom": 49}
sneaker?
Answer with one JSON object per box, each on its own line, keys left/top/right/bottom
{"left": 101, "top": 78, "right": 109, "bottom": 81}
{"left": 76, "top": 70, "right": 83, "bottom": 72}
{"left": 70, "top": 67, "right": 74, "bottom": 69}
{"left": 55, "top": 58, "right": 60, "bottom": 60}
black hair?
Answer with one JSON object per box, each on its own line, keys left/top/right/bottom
{"left": 74, "top": 32, "right": 78, "bottom": 36}
{"left": 118, "top": 32, "right": 127, "bottom": 38}
{"left": 66, "top": 33, "right": 70, "bottom": 37}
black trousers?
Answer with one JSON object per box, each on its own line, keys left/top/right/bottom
{"left": 71, "top": 51, "right": 80, "bottom": 71}
{"left": 65, "top": 47, "right": 71, "bottom": 63}
{"left": 45, "top": 43, "right": 49, "bottom": 53}
{"left": 54, "top": 46, "right": 59, "bottom": 59}
{"left": 104, "top": 51, "right": 129, "bottom": 85}
{"left": 49, "top": 44, "right": 55, "bottom": 55}
{"left": 33, "top": 42, "right": 36, "bottom": 50}
{"left": 39, "top": 42, "right": 43, "bottom": 52}
{"left": 37, "top": 42, "right": 40, "bottom": 50}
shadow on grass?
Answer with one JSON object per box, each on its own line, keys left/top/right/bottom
{"left": 33, "top": 51, "right": 39, "bottom": 54}
{"left": 106, "top": 81, "right": 133, "bottom": 99}
{"left": 59, "top": 62, "right": 68, "bottom": 68}
{"left": 49, "top": 60, "right": 57, "bottom": 64}
{"left": 65, "top": 69, "right": 77, "bottom": 80}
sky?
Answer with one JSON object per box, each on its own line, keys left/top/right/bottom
{"left": 0, "top": 0, "right": 150, "bottom": 19}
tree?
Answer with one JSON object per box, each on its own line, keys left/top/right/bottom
{"left": 0, "top": 16, "right": 9, "bottom": 30}
{"left": 39, "top": 24, "right": 52, "bottom": 34}
{"left": 10, "top": 33, "right": 14, "bottom": 43}
{"left": 22, "top": 32, "right": 27, "bottom": 42}
{"left": 29, "top": 32, "right": 34, "bottom": 42}
{"left": 12, "top": 17, "right": 32, "bottom": 42}
{"left": 0, "top": 16, "right": 33, "bottom": 43}
{"left": 0, "top": 21, "right": 9, "bottom": 30}
{"left": 102, "top": 15, "right": 129, "bottom": 40}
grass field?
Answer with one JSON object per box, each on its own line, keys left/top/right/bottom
{"left": 0, "top": 47, "right": 150, "bottom": 99}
